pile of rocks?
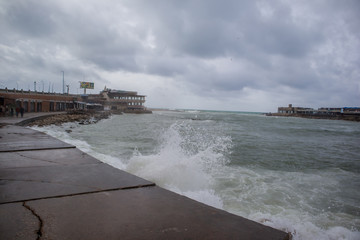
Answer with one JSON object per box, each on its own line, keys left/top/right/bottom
{"left": 27, "top": 111, "right": 111, "bottom": 127}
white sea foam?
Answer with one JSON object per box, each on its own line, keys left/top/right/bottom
{"left": 31, "top": 124, "right": 126, "bottom": 169}
{"left": 215, "top": 165, "right": 360, "bottom": 240}
{"left": 250, "top": 212, "right": 360, "bottom": 240}
{"left": 125, "top": 121, "right": 230, "bottom": 208}
{"left": 185, "top": 110, "right": 201, "bottom": 113}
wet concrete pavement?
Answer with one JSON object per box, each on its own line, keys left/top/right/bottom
{"left": 0, "top": 114, "right": 290, "bottom": 239}
{"left": 0, "top": 112, "right": 66, "bottom": 126}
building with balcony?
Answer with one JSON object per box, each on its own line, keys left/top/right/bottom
{"left": 0, "top": 87, "right": 151, "bottom": 116}
{"left": 85, "top": 88, "right": 151, "bottom": 113}
{"left": 272, "top": 104, "right": 360, "bottom": 121}
{"left": 277, "top": 104, "right": 314, "bottom": 114}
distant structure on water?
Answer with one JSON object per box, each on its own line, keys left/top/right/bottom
{"left": 267, "top": 104, "right": 360, "bottom": 121}
{"left": 86, "top": 87, "right": 151, "bottom": 113}
{"left": 0, "top": 87, "right": 151, "bottom": 116}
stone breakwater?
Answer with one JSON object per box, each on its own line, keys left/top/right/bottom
{"left": 267, "top": 113, "right": 360, "bottom": 122}
{"left": 25, "top": 110, "right": 111, "bottom": 127}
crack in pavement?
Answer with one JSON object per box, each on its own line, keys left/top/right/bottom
{"left": 0, "top": 145, "right": 76, "bottom": 153}
{"left": 0, "top": 178, "right": 104, "bottom": 190}
{"left": 1, "top": 183, "right": 156, "bottom": 205}
{"left": 16, "top": 152, "right": 63, "bottom": 165}
{"left": 23, "top": 202, "right": 43, "bottom": 240}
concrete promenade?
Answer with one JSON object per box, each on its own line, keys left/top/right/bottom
{"left": 0, "top": 114, "right": 290, "bottom": 239}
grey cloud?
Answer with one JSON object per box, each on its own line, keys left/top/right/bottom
{"left": 0, "top": 0, "right": 359, "bottom": 110}
{"left": 2, "top": 0, "right": 57, "bottom": 38}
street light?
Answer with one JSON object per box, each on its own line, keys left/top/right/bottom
{"left": 61, "top": 71, "right": 65, "bottom": 94}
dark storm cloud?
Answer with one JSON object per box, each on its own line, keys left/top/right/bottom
{"left": 0, "top": 0, "right": 359, "bottom": 110}
{"left": 54, "top": 6, "right": 143, "bottom": 72}
{"left": 3, "top": 0, "right": 56, "bottom": 38}
{"left": 123, "top": 0, "right": 329, "bottom": 98}
{"left": 130, "top": 0, "right": 323, "bottom": 60}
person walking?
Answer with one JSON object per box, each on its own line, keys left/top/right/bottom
{"left": 20, "top": 107, "right": 24, "bottom": 118}
{"left": 16, "top": 107, "right": 20, "bottom": 117}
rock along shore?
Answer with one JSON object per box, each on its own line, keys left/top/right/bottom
{"left": 23, "top": 110, "right": 111, "bottom": 127}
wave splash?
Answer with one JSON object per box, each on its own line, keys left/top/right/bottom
{"left": 125, "top": 121, "right": 231, "bottom": 209}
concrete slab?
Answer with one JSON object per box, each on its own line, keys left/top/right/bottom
{"left": 0, "top": 148, "right": 101, "bottom": 168}
{"left": 0, "top": 202, "right": 39, "bottom": 240}
{"left": 0, "top": 162, "right": 154, "bottom": 204}
{"left": 0, "top": 125, "right": 74, "bottom": 152}
{"left": 26, "top": 186, "right": 289, "bottom": 240}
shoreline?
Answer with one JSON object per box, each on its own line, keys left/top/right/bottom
{"left": 0, "top": 112, "right": 291, "bottom": 239}
{"left": 19, "top": 110, "right": 112, "bottom": 127}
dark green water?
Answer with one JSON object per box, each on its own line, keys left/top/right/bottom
{"left": 33, "top": 110, "right": 360, "bottom": 239}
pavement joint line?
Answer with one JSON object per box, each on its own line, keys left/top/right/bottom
{"left": 0, "top": 183, "right": 156, "bottom": 205}
{"left": 0, "top": 145, "right": 76, "bottom": 153}
{"left": 23, "top": 201, "right": 43, "bottom": 240}
{"left": 13, "top": 151, "right": 72, "bottom": 165}
{"left": 1, "top": 177, "right": 104, "bottom": 188}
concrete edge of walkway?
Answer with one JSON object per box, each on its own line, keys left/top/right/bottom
{"left": 15, "top": 113, "right": 66, "bottom": 126}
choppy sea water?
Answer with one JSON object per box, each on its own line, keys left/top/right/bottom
{"left": 32, "top": 110, "right": 360, "bottom": 240}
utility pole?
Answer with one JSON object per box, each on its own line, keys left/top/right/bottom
{"left": 61, "top": 71, "right": 65, "bottom": 94}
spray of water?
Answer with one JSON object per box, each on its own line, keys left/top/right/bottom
{"left": 125, "top": 121, "right": 231, "bottom": 208}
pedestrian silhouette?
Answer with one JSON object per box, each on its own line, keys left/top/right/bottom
{"left": 20, "top": 107, "right": 24, "bottom": 118}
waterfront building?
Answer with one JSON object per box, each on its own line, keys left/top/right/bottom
{"left": 0, "top": 87, "right": 151, "bottom": 115}
{"left": 277, "top": 104, "right": 314, "bottom": 114}
{"left": 317, "top": 107, "right": 343, "bottom": 115}
{"left": 0, "top": 88, "right": 83, "bottom": 115}
{"left": 274, "top": 104, "right": 360, "bottom": 121}
{"left": 86, "top": 88, "right": 150, "bottom": 113}
{"left": 277, "top": 104, "right": 360, "bottom": 116}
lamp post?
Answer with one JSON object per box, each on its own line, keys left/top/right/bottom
{"left": 61, "top": 71, "right": 65, "bottom": 94}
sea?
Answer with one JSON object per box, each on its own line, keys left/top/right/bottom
{"left": 31, "top": 110, "right": 360, "bottom": 240}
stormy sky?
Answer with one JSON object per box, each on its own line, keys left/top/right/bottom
{"left": 1, "top": 0, "right": 359, "bottom": 112}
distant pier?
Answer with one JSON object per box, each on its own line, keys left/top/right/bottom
{"left": 267, "top": 104, "right": 360, "bottom": 121}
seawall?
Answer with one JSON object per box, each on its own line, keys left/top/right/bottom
{"left": 0, "top": 114, "right": 291, "bottom": 239}
{"left": 267, "top": 112, "right": 360, "bottom": 122}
